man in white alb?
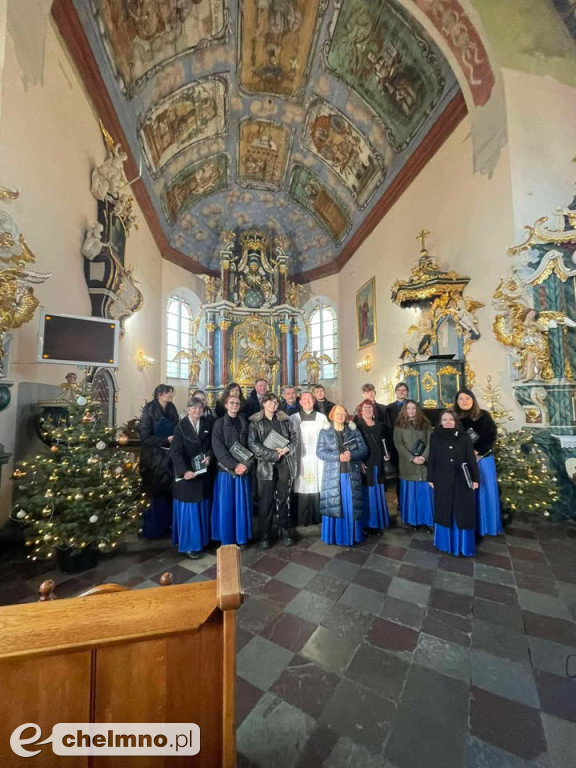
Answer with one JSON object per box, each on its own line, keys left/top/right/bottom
{"left": 290, "top": 391, "right": 328, "bottom": 526}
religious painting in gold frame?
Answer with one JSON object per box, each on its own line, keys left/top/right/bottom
{"left": 356, "top": 277, "right": 377, "bottom": 350}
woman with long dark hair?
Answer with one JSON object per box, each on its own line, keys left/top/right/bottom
{"left": 171, "top": 396, "right": 213, "bottom": 559}
{"left": 215, "top": 382, "right": 247, "bottom": 419}
{"left": 317, "top": 405, "right": 368, "bottom": 546}
{"left": 455, "top": 388, "right": 502, "bottom": 537}
{"left": 393, "top": 400, "right": 434, "bottom": 530}
{"left": 428, "top": 409, "right": 479, "bottom": 557}
{"left": 138, "top": 384, "right": 179, "bottom": 538}
{"left": 355, "top": 399, "right": 389, "bottom": 534}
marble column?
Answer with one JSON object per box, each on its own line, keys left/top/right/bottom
{"left": 279, "top": 322, "right": 289, "bottom": 387}
{"left": 219, "top": 320, "right": 231, "bottom": 385}
{"left": 205, "top": 321, "right": 216, "bottom": 387}
{"left": 291, "top": 321, "right": 300, "bottom": 388}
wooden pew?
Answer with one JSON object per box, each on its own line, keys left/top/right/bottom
{"left": 0, "top": 544, "right": 243, "bottom": 767}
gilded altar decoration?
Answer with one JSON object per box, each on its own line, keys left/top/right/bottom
{"left": 200, "top": 275, "right": 222, "bottom": 304}
{"left": 299, "top": 348, "right": 334, "bottom": 386}
{"left": 173, "top": 347, "right": 214, "bottom": 387}
{"left": 232, "top": 314, "right": 277, "bottom": 384}
{"left": 286, "top": 280, "right": 303, "bottom": 308}
{"left": 0, "top": 208, "right": 50, "bottom": 370}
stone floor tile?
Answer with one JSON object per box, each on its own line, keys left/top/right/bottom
{"left": 517, "top": 589, "right": 572, "bottom": 620}
{"left": 237, "top": 692, "right": 316, "bottom": 768}
{"left": 475, "top": 551, "right": 513, "bottom": 571}
{"left": 300, "top": 625, "right": 358, "bottom": 675}
{"left": 378, "top": 596, "right": 425, "bottom": 630}
{"left": 368, "top": 617, "right": 419, "bottom": 653}
{"left": 506, "top": 536, "right": 544, "bottom": 552}
{"left": 509, "top": 547, "right": 547, "bottom": 563}
{"left": 305, "top": 572, "right": 348, "bottom": 602}
{"left": 430, "top": 588, "right": 473, "bottom": 618}
{"left": 471, "top": 648, "right": 540, "bottom": 708}
{"left": 236, "top": 677, "right": 264, "bottom": 727}
{"left": 470, "top": 686, "right": 548, "bottom": 763}
{"left": 438, "top": 555, "right": 475, "bottom": 576}
{"left": 261, "top": 612, "right": 317, "bottom": 654}
{"left": 346, "top": 643, "right": 410, "bottom": 701}
{"left": 237, "top": 635, "right": 294, "bottom": 691}
{"left": 373, "top": 543, "right": 407, "bottom": 561}
{"left": 335, "top": 547, "right": 371, "bottom": 565}
{"left": 276, "top": 562, "right": 317, "bottom": 589}
{"left": 507, "top": 527, "right": 538, "bottom": 541}
{"left": 401, "top": 664, "right": 469, "bottom": 726}
{"left": 397, "top": 563, "right": 436, "bottom": 585}
{"left": 339, "top": 583, "right": 385, "bottom": 615}
{"left": 255, "top": 578, "right": 300, "bottom": 611}
{"left": 413, "top": 633, "right": 471, "bottom": 682}
{"left": 402, "top": 549, "right": 440, "bottom": 570}
{"left": 250, "top": 554, "right": 288, "bottom": 577}
{"left": 237, "top": 598, "right": 281, "bottom": 635}
{"left": 473, "top": 598, "right": 525, "bottom": 632}
{"left": 272, "top": 655, "right": 341, "bottom": 719}
{"left": 474, "top": 562, "right": 516, "bottom": 587}
{"left": 295, "top": 726, "right": 339, "bottom": 768}
{"left": 237, "top": 626, "right": 254, "bottom": 652}
{"left": 421, "top": 611, "right": 471, "bottom": 648}
{"left": 472, "top": 619, "right": 530, "bottom": 664}
{"left": 321, "top": 559, "right": 362, "bottom": 582}
{"left": 241, "top": 567, "right": 273, "bottom": 596}
{"left": 527, "top": 635, "right": 576, "bottom": 678}
{"left": 474, "top": 579, "right": 519, "bottom": 606}
{"left": 541, "top": 713, "right": 576, "bottom": 768}
{"left": 352, "top": 568, "right": 392, "bottom": 593}
{"left": 535, "top": 669, "right": 576, "bottom": 723}
{"left": 523, "top": 611, "right": 576, "bottom": 647}
{"left": 308, "top": 540, "right": 341, "bottom": 557}
{"left": 466, "top": 736, "right": 547, "bottom": 768}
{"left": 433, "top": 570, "right": 475, "bottom": 596}
{"left": 321, "top": 603, "right": 375, "bottom": 644}
{"left": 387, "top": 574, "right": 432, "bottom": 608}
{"left": 320, "top": 677, "right": 395, "bottom": 752}
{"left": 364, "top": 554, "right": 401, "bottom": 577}
{"left": 284, "top": 590, "right": 336, "bottom": 624}
{"left": 324, "top": 736, "right": 383, "bottom": 768}
{"left": 289, "top": 549, "right": 332, "bottom": 571}
{"left": 515, "top": 572, "right": 559, "bottom": 596}
{"left": 513, "top": 559, "right": 556, "bottom": 580}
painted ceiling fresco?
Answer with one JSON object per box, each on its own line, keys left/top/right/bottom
{"left": 74, "top": 0, "right": 462, "bottom": 276}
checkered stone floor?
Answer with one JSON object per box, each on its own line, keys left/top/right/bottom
{"left": 4, "top": 517, "right": 576, "bottom": 767}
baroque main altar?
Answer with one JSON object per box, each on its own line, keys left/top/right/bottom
{"left": 197, "top": 230, "right": 305, "bottom": 402}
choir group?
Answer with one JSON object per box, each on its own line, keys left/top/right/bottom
{"left": 138, "top": 380, "right": 501, "bottom": 560}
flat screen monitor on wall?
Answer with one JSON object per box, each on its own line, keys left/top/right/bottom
{"left": 37, "top": 311, "right": 119, "bottom": 368}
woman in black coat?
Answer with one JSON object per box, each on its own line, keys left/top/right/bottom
{"left": 171, "top": 397, "right": 213, "bottom": 558}
{"left": 428, "top": 409, "right": 479, "bottom": 557}
{"left": 455, "top": 388, "right": 502, "bottom": 537}
{"left": 215, "top": 382, "right": 247, "bottom": 419}
{"left": 138, "top": 384, "right": 179, "bottom": 538}
{"left": 355, "top": 399, "right": 389, "bottom": 534}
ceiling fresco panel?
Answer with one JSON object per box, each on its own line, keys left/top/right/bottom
{"left": 237, "top": 119, "right": 291, "bottom": 190}
{"left": 161, "top": 154, "right": 229, "bottom": 225}
{"left": 289, "top": 165, "right": 350, "bottom": 244}
{"left": 302, "top": 98, "right": 385, "bottom": 208}
{"left": 92, "top": 0, "right": 228, "bottom": 98}
{"left": 326, "top": 0, "right": 445, "bottom": 151}
{"left": 138, "top": 76, "right": 228, "bottom": 177}
{"left": 238, "top": 0, "right": 325, "bottom": 97}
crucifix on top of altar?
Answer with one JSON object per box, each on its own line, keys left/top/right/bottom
{"left": 196, "top": 230, "right": 306, "bottom": 402}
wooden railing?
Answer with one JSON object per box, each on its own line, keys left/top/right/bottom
{"left": 0, "top": 545, "right": 243, "bottom": 767}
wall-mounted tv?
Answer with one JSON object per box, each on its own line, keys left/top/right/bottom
{"left": 37, "top": 311, "right": 120, "bottom": 368}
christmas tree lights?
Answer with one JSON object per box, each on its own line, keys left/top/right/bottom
{"left": 11, "top": 396, "right": 145, "bottom": 560}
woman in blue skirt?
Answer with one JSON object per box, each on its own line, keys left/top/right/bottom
{"left": 211, "top": 391, "right": 252, "bottom": 548}
{"left": 428, "top": 409, "right": 479, "bottom": 557}
{"left": 393, "top": 400, "right": 434, "bottom": 530}
{"left": 455, "top": 388, "right": 502, "bottom": 537}
{"left": 317, "top": 405, "right": 368, "bottom": 547}
{"left": 171, "top": 397, "right": 213, "bottom": 559}
{"left": 355, "top": 399, "right": 389, "bottom": 534}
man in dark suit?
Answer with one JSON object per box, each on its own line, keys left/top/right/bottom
{"left": 245, "top": 378, "right": 268, "bottom": 417}
{"left": 312, "top": 385, "right": 335, "bottom": 417}
{"left": 279, "top": 385, "right": 300, "bottom": 417}
{"left": 360, "top": 383, "right": 387, "bottom": 424}
{"left": 385, "top": 382, "right": 409, "bottom": 503}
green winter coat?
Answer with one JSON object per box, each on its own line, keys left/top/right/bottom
{"left": 393, "top": 424, "right": 433, "bottom": 482}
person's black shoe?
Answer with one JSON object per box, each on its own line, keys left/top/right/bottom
{"left": 281, "top": 529, "right": 294, "bottom": 547}
{"left": 238, "top": 543, "right": 248, "bottom": 551}
{"left": 258, "top": 537, "right": 271, "bottom": 550}
{"left": 186, "top": 550, "right": 201, "bottom": 560}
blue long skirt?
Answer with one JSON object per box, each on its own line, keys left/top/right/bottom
{"left": 434, "top": 516, "right": 475, "bottom": 557}
{"left": 211, "top": 471, "right": 252, "bottom": 545}
{"left": 362, "top": 466, "right": 389, "bottom": 529}
{"left": 142, "top": 495, "right": 172, "bottom": 538}
{"left": 399, "top": 479, "right": 434, "bottom": 527}
{"left": 173, "top": 498, "right": 211, "bottom": 553}
{"left": 321, "top": 474, "right": 364, "bottom": 546}
{"left": 477, "top": 455, "right": 502, "bottom": 536}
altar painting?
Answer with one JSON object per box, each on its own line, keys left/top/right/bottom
{"left": 238, "top": 120, "right": 290, "bottom": 189}
{"left": 161, "top": 155, "right": 228, "bottom": 224}
{"left": 93, "top": 0, "right": 227, "bottom": 97}
{"left": 326, "top": 0, "right": 445, "bottom": 150}
{"left": 289, "top": 166, "right": 350, "bottom": 244}
{"left": 238, "top": 0, "right": 323, "bottom": 97}
{"left": 232, "top": 315, "right": 278, "bottom": 385}
{"left": 139, "top": 77, "right": 228, "bottom": 176}
{"left": 303, "top": 99, "right": 383, "bottom": 207}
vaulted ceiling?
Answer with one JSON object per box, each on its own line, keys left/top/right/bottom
{"left": 57, "top": 0, "right": 471, "bottom": 280}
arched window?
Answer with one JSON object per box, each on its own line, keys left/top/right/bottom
{"left": 309, "top": 303, "right": 338, "bottom": 379}
{"left": 166, "top": 295, "right": 192, "bottom": 379}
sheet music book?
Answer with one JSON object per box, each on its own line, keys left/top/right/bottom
{"left": 411, "top": 439, "right": 426, "bottom": 457}
{"left": 382, "top": 438, "right": 391, "bottom": 460}
{"left": 461, "top": 462, "right": 473, "bottom": 489}
{"left": 263, "top": 429, "right": 290, "bottom": 450}
{"left": 191, "top": 453, "right": 207, "bottom": 475}
{"left": 343, "top": 434, "right": 357, "bottom": 451}
{"left": 230, "top": 441, "right": 253, "bottom": 465}
{"left": 466, "top": 427, "right": 480, "bottom": 444}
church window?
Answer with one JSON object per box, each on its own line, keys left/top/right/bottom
{"left": 309, "top": 303, "right": 338, "bottom": 379}
{"left": 166, "top": 295, "right": 192, "bottom": 379}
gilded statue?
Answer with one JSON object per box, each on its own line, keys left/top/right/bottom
{"left": 286, "top": 280, "right": 303, "bottom": 307}
{"left": 200, "top": 275, "right": 222, "bottom": 304}
{"left": 172, "top": 346, "right": 213, "bottom": 386}
{"left": 299, "top": 348, "right": 333, "bottom": 386}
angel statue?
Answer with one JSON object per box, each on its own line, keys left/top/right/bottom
{"left": 81, "top": 222, "right": 104, "bottom": 261}
{"left": 299, "top": 348, "right": 333, "bottom": 386}
{"left": 172, "top": 347, "right": 213, "bottom": 387}
{"left": 91, "top": 142, "right": 128, "bottom": 202}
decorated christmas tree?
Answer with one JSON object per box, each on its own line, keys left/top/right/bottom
{"left": 482, "top": 377, "right": 560, "bottom": 519}
{"left": 11, "top": 395, "right": 145, "bottom": 562}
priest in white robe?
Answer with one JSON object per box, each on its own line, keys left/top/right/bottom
{"left": 290, "top": 391, "right": 328, "bottom": 525}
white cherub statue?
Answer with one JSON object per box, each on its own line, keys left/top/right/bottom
{"left": 81, "top": 222, "right": 104, "bottom": 261}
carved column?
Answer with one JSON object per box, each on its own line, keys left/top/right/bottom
{"left": 291, "top": 321, "right": 300, "bottom": 387}
{"left": 278, "top": 262, "right": 287, "bottom": 305}
{"left": 279, "top": 322, "right": 290, "bottom": 387}
{"left": 219, "top": 320, "right": 231, "bottom": 385}
{"left": 221, "top": 255, "right": 231, "bottom": 301}
{"left": 205, "top": 321, "right": 216, "bottom": 387}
